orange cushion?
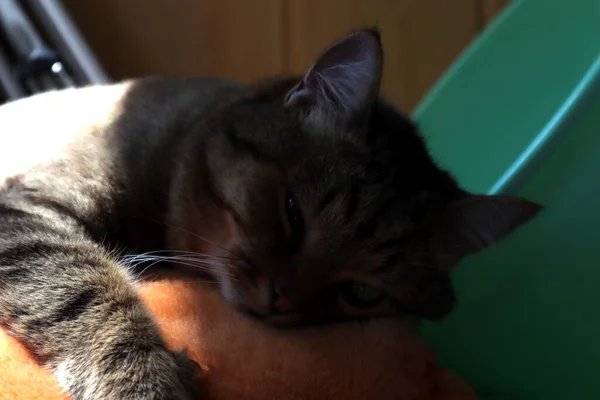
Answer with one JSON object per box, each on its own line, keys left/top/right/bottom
{"left": 0, "top": 272, "right": 476, "bottom": 400}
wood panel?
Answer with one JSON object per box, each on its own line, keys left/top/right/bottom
{"left": 478, "top": 0, "right": 512, "bottom": 27}
{"left": 63, "top": 0, "right": 284, "bottom": 83}
{"left": 64, "top": 0, "right": 510, "bottom": 112}
{"left": 285, "top": 0, "right": 480, "bottom": 112}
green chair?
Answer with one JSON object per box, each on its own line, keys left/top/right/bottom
{"left": 412, "top": 0, "right": 600, "bottom": 399}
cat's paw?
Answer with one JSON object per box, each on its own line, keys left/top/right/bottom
{"left": 53, "top": 347, "right": 204, "bottom": 400}
{"left": 172, "top": 349, "right": 205, "bottom": 399}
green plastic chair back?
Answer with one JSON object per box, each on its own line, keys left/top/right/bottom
{"left": 412, "top": 0, "right": 600, "bottom": 398}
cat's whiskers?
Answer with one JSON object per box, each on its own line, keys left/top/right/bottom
{"left": 124, "top": 249, "right": 238, "bottom": 261}
{"left": 140, "top": 204, "right": 258, "bottom": 275}
{"left": 122, "top": 253, "right": 237, "bottom": 280}
{"left": 142, "top": 216, "right": 243, "bottom": 261}
{"left": 125, "top": 255, "right": 232, "bottom": 270}
{"left": 184, "top": 202, "right": 259, "bottom": 273}
{"left": 122, "top": 249, "right": 230, "bottom": 263}
{"left": 123, "top": 253, "right": 229, "bottom": 265}
{"left": 126, "top": 257, "right": 171, "bottom": 280}
{"left": 123, "top": 253, "right": 236, "bottom": 268}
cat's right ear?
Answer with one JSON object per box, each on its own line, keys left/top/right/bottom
{"left": 284, "top": 28, "right": 383, "bottom": 126}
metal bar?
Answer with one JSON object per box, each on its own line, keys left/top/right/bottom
{"left": 24, "top": 0, "right": 109, "bottom": 85}
{"left": 0, "top": 46, "right": 25, "bottom": 99}
{"left": 0, "top": 0, "right": 46, "bottom": 59}
{"left": 0, "top": 0, "right": 75, "bottom": 94}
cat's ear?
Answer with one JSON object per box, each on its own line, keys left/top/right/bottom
{"left": 432, "top": 195, "right": 542, "bottom": 268}
{"left": 284, "top": 28, "right": 383, "bottom": 125}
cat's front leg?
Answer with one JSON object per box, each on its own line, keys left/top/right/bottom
{"left": 0, "top": 203, "right": 202, "bottom": 399}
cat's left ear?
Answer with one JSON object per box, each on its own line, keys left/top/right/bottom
{"left": 284, "top": 28, "right": 383, "bottom": 126}
{"left": 432, "top": 195, "right": 542, "bottom": 269}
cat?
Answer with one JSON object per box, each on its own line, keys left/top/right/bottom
{"left": 0, "top": 28, "right": 540, "bottom": 399}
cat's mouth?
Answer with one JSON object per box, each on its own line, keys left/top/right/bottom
{"left": 240, "top": 306, "right": 318, "bottom": 328}
{"left": 218, "top": 270, "right": 331, "bottom": 328}
{"left": 234, "top": 289, "right": 307, "bottom": 327}
{"left": 263, "top": 313, "right": 306, "bottom": 328}
{"left": 230, "top": 289, "right": 316, "bottom": 328}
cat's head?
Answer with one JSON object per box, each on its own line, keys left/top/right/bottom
{"left": 171, "top": 28, "right": 541, "bottom": 326}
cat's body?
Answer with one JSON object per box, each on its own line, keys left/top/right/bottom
{"left": 0, "top": 77, "right": 243, "bottom": 251}
{"left": 0, "top": 78, "right": 238, "bottom": 400}
{"left": 0, "top": 30, "right": 539, "bottom": 399}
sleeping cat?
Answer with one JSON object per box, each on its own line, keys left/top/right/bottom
{"left": 0, "top": 28, "right": 539, "bottom": 399}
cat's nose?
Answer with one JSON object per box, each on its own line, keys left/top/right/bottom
{"left": 271, "top": 283, "right": 297, "bottom": 313}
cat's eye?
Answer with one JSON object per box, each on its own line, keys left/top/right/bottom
{"left": 285, "top": 191, "right": 305, "bottom": 252}
{"left": 339, "top": 282, "right": 386, "bottom": 309}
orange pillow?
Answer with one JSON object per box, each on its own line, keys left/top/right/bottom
{"left": 0, "top": 271, "right": 476, "bottom": 400}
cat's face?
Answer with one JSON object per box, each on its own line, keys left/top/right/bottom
{"left": 172, "top": 29, "right": 540, "bottom": 327}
